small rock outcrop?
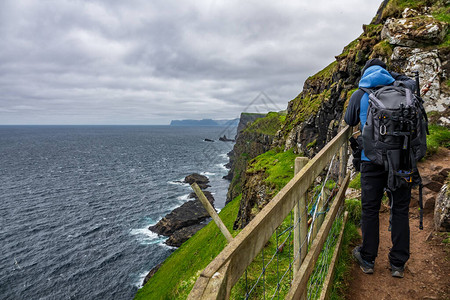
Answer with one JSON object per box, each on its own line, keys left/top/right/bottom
{"left": 148, "top": 196, "right": 213, "bottom": 236}
{"left": 233, "top": 171, "right": 270, "bottom": 229}
{"left": 165, "top": 224, "right": 206, "bottom": 247}
{"left": 381, "top": 15, "right": 448, "bottom": 47}
{"left": 143, "top": 263, "right": 162, "bottom": 285}
{"left": 434, "top": 182, "right": 450, "bottom": 232}
{"left": 184, "top": 173, "right": 210, "bottom": 189}
{"left": 219, "top": 135, "right": 235, "bottom": 142}
{"left": 149, "top": 173, "right": 215, "bottom": 247}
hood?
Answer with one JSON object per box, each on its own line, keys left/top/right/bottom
{"left": 359, "top": 65, "right": 395, "bottom": 88}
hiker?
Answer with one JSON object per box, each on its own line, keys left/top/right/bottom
{"left": 344, "top": 58, "right": 417, "bottom": 278}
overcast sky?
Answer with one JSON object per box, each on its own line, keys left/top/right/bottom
{"left": 0, "top": 0, "right": 381, "bottom": 125}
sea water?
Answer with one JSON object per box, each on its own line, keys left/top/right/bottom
{"left": 0, "top": 125, "right": 236, "bottom": 299}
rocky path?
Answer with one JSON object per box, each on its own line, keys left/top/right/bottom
{"left": 347, "top": 148, "right": 450, "bottom": 300}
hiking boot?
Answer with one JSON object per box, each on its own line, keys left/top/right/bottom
{"left": 390, "top": 263, "right": 404, "bottom": 278}
{"left": 352, "top": 246, "right": 374, "bottom": 274}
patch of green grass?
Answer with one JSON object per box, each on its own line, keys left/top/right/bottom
{"left": 442, "top": 232, "right": 450, "bottom": 244}
{"left": 230, "top": 211, "right": 300, "bottom": 299}
{"left": 345, "top": 199, "right": 362, "bottom": 224}
{"left": 134, "top": 195, "right": 242, "bottom": 300}
{"left": 348, "top": 173, "right": 361, "bottom": 190}
{"left": 308, "top": 61, "right": 338, "bottom": 82}
{"left": 247, "top": 148, "right": 300, "bottom": 191}
{"left": 371, "top": 40, "right": 394, "bottom": 59}
{"left": 362, "top": 24, "right": 383, "bottom": 38}
{"left": 432, "top": 5, "right": 450, "bottom": 24}
{"left": 329, "top": 220, "right": 361, "bottom": 300}
{"left": 244, "top": 111, "right": 286, "bottom": 136}
{"left": 426, "top": 124, "right": 450, "bottom": 157}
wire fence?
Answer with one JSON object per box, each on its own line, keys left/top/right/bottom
{"left": 230, "top": 156, "right": 346, "bottom": 300}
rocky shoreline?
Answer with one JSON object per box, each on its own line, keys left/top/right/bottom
{"left": 143, "top": 173, "right": 218, "bottom": 285}
{"left": 149, "top": 173, "right": 215, "bottom": 247}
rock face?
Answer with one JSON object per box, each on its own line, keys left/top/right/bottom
{"left": 233, "top": 171, "right": 270, "bottom": 229}
{"left": 149, "top": 173, "right": 215, "bottom": 247}
{"left": 224, "top": 112, "right": 277, "bottom": 204}
{"left": 434, "top": 183, "right": 450, "bottom": 231}
{"left": 235, "top": 113, "right": 267, "bottom": 138}
{"left": 381, "top": 16, "right": 448, "bottom": 47}
{"left": 390, "top": 47, "right": 443, "bottom": 110}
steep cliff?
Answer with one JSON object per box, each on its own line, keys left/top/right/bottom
{"left": 232, "top": 0, "right": 450, "bottom": 229}
{"left": 224, "top": 112, "right": 285, "bottom": 204}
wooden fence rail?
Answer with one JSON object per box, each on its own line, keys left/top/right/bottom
{"left": 188, "top": 125, "right": 351, "bottom": 300}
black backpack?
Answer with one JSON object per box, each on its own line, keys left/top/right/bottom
{"left": 360, "top": 83, "right": 428, "bottom": 229}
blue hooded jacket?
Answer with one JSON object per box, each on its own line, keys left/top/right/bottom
{"left": 358, "top": 65, "right": 395, "bottom": 161}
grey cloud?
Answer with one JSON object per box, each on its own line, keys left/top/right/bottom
{"left": 0, "top": 0, "right": 382, "bottom": 124}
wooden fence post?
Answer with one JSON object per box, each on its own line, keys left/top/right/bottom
{"left": 294, "top": 157, "right": 309, "bottom": 278}
{"left": 191, "top": 183, "right": 234, "bottom": 243}
{"left": 339, "top": 124, "right": 350, "bottom": 185}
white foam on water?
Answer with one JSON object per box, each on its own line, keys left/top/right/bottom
{"left": 200, "top": 171, "right": 216, "bottom": 176}
{"left": 158, "top": 241, "right": 176, "bottom": 250}
{"left": 134, "top": 270, "right": 150, "bottom": 288}
{"left": 167, "top": 180, "right": 189, "bottom": 187}
{"left": 130, "top": 227, "right": 167, "bottom": 246}
{"left": 215, "top": 163, "right": 228, "bottom": 171}
{"left": 176, "top": 193, "right": 191, "bottom": 201}
{"left": 219, "top": 153, "right": 229, "bottom": 159}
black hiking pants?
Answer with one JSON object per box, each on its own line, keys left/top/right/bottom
{"left": 360, "top": 161, "right": 411, "bottom": 267}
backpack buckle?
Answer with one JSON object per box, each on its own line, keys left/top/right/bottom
{"left": 380, "top": 125, "right": 387, "bottom": 135}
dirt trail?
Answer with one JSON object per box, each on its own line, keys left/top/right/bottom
{"left": 347, "top": 148, "right": 450, "bottom": 300}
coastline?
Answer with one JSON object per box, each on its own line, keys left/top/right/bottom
{"left": 137, "top": 145, "right": 234, "bottom": 288}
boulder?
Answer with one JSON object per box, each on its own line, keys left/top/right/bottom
{"left": 143, "top": 263, "right": 162, "bottom": 285}
{"left": 423, "top": 180, "right": 443, "bottom": 193}
{"left": 184, "top": 173, "right": 210, "bottom": 189}
{"left": 439, "top": 168, "right": 450, "bottom": 178}
{"left": 390, "top": 47, "right": 448, "bottom": 112}
{"left": 165, "top": 224, "right": 206, "bottom": 247}
{"left": 189, "top": 190, "right": 215, "bottom": 203}
{"left": 381, "top": 15, "right": 448, "bottom": 47}
{"left": 219, "top": 135, "right": 235, "bottom": 142}
{"left": 149, "top": 198, "right": 213, "bottom": 236}
{"left": 434, "top": 184, "right": 450, "bottom": 231}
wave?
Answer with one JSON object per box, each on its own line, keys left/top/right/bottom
{"left": 200, "top": 171, "right": 216, "bottom": 176}
{"left": 130, "top": 228, "right": 167, "bottom": 246}
{"left": 219, "top": 153, "right": 229, "bottom": 159}
{"left": 176, "top": 193, "right": 192, "bottom": 201}
{"left": 167, "top": 180, "right": 189, "bottom": 187}
{"left": 134, "top": 270, "right": 150, "bottom": 288}
{"left": 215, "top": 163, "right": 229, "bottom": 171}
{"left": 158, "top": 241, "right": 176, "bottom": 250}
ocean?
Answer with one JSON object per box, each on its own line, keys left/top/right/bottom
{"left": 0, "top": 125, "right": 236, "bottom": 299}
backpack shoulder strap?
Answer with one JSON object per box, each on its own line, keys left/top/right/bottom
{"left": 359, "top": 87, "right": 373, "bottom": 95}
